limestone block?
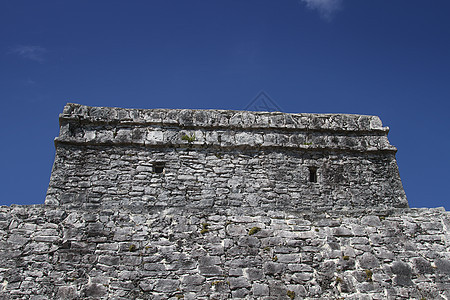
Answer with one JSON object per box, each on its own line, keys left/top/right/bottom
{"left": 252, "top": 283, "right": 269, "bottom": 296}
{"left": 229, "top": 277, "right": 250, "bottom": 289}
{"left": 153, "top": 279, "right": 180, "bottom": 292}
{"left": 146, "top": 130, "right": 164, "bottom": 144}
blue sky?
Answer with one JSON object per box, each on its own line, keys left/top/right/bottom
{"left": 1, "top": 0, "right": 449, "bottom": 209}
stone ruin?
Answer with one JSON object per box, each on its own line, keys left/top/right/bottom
{"left": 0, "top": 103, "right": 449, "bottom": 299}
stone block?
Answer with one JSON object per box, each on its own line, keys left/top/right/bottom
{"left": 333, "top": 227, "right": 354, "bottom": 237}
{"left": 154, "top": 279, "right": 179, "bottom": 293}
{"left": 276, "top": 254, "right": 301, "bottom": 263}
{"left": 263, "top": 262, "right": 285, "bottom": 275}
{"left": 359, "top": 253, "right": 380, "bottom": 269}
{"left": 181, "top": 274, "right": 205, "bottom": 286}
{"left": 82, "top": 283, "right": 107, "bottom": 297}
{"left": 291, "top": 272, "right": 313, "bottom": 282}
{"left": 252, "top": 283, "right": 269, "bottom": 296}
{"left": 98, "top": 255, "right": 120, "bottom": 266}
{"left": 34, "top": 235, "right": 59, "bottom": 243}
{"left": 7, "top": 234, "right": 29, "bottom": 247}
{"left": 361, "top": 215, "right": 382, "bottom": 227}
{"left": 287, "top": 263, "right": 313, "bottom": 273}
{"left": 237, "top": 236, "right": 260, "bottom": 248}
{"left": 269, "top": 281, "right": 287, "bottom": 297}
{"left": 391, "top": 261, "right": 411, "bottom": 277}
{"left": 144, "top": 263, "right": 166, "bottom": 271}
{"left": 229, "top": 277, "right": 250, "bottom": 289}
{"left": 286, "top": 284, "right": 307, "bottom": 298}
{"left": 436, "top": 259, "right": 450, "bottom": 275}
{"left": 199, "top": 266, "right": 223, "bottom": 276}
{"left": 229, "top": 268, "right": 243, "bottom": 276}
{"left": 231, "top": 288, "right": 249, "bottom": 298}
{"left": 120, "top": 255, "right": 142, "bottom": 266}
{"left": 243, "top": 268, "right": 264, "bottom": 281}
{"left": 56, "top": 285, "right": 78, "bottom": 299}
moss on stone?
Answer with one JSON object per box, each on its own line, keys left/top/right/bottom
{"left": 365, "top": 269, "right": 373, "bottom": 281}
{"left": 201, "top": 223, "right": 209, "bottom": 234}
{"left": 248, "top": 226, "right": 261, "bottom": 236}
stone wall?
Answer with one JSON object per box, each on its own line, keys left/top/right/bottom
{"left": 45, "top": 104, "right": 407, "bottom": 209}
{"left": 0, "top": 205, "right": 449, "bottom": 299}
{"left": 1, "top": 104, "right": 444, "bottom": 300}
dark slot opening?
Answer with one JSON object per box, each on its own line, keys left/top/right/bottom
{"left": 308, "top": 167, "right": 317, "bottom": 183}
{"left": 153, "top": 163, "right": 165, "bottom": 174}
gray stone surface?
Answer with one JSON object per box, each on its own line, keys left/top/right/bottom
{"left": 0, "top": 206, "right": 445, "bottom": 299}
{"left": 0, "top": 104, "right": 448, "bottom": 299}
{"left": 44, "top": 104, "right": 408, "bottom": 210}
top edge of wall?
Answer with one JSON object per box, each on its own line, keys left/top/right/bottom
{"left": 61, "top": 103, "right": 389, "bottom": 132}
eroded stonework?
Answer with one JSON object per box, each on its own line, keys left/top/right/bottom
{"left": 45, "top": 103, "right": 407, "bottom": 209}
{"left": 0, "top": 104, "right": 448, "bottom": 299}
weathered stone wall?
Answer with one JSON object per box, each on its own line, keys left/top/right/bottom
{"left": 0, "top": 206, "right": 449, "bottom": 299}
{"left": 1, "top": 104, "right": 442, "bottom": 300}
{"left": 45, "top": 104, "right": 407, "bottom": 209}
{"left": 45, "top": 144, "right": 405, "bottom": 211}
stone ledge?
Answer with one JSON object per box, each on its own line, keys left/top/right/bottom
{"left": 61, "top": 103, "right": 389, "bottom": 132}
{"left": 56, "top": 103, "right": 397, "bottom": 152}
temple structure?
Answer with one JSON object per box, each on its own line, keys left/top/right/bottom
{"left": 0, "top": 104, "right": 448, "bottom": 299}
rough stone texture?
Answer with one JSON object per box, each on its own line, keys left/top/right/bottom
{"left": 1, "top": 103, "right": 448, "bottom": 299}
{"left": 45, "top": 103, "right": 407, "bottom": 209}
{"left": 0, "top": 206, "right": 449, "bottom": 299}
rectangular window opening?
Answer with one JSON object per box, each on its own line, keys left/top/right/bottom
{"left": 308, "top": 167, "right": 317, "bottom": 183}
{"left": 153, "top": 163, "right": 165, "bottom": 174}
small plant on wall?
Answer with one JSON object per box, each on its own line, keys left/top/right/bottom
{"left": 200, "top": 223, "right": 209, "bottom": 234}
{"left": 287, "top": 290, "right": 295, "bottom": 299}
{"left": 365, "top": 269, "right": 373, "bottom": 282}
{"left": 248, "top": 227, "right": 261, "bottom": 236}
{"left": 181, "top": 133, "right": 196, "bottom": 143}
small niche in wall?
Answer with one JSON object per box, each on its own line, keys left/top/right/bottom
{"left": 153, "top": 162, "right": 165, "bottom": 174}
{"left": 308, "top": 166, "right": 318, "bottom": 183}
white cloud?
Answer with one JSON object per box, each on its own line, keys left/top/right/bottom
{"left": 24, "top": 78, "right": 38, "bottom": 86}
{"left": 300, "top": 0, "right": 342, "bottom": 21}
{"left": 10, "top": 45, "right": 47, "bottom": 62}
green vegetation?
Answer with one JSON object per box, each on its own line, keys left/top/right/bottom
{"left": 272, "top": 255, "right": 278, "bottom": 262}
{"left": 211, "top": 280, "right": 229, "bottom": 286}
{"left": 129, "top": 244, "right": 137, "bottom": 252}
{"left": 181, "top": 133, "right": 196, "bottom": 143}
{"left": 201, "top": 223, "right": 209, "bottom": 234}
{"left": 365, "top": 269, "right": 373, "bottom": 282}
{"left": 287, "top": 290, "right": 295, "bottom": 299}
{"left": 343, "top": 255, "right": 350, "bottom": 261}
{"left": 248, "top": 226, "right": 261, "bottom": 236}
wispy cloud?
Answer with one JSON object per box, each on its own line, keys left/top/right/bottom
{"left": 300, "top": 0, "right": 342, "bottom": 21}
{"left": 24, "top": 78, "right": 38, "bottom": 86}
{"left": 10, "top": 45, "right": 47, "bottom": 62}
